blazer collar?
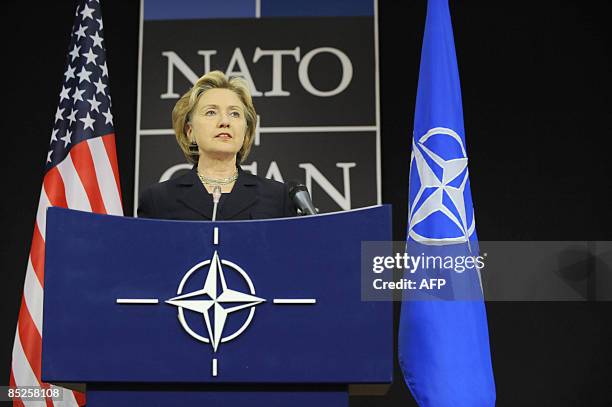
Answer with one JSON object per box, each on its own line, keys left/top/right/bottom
{"left": 177, "top": 166, "right": 258, "bottom": 220}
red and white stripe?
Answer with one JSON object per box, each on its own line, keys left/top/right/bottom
{"left": 10, "top": 133, "right": 122, "bottom": 407}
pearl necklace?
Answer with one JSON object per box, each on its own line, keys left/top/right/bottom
{"left": 197, "top": 169, "right": 239, "bottom": 186}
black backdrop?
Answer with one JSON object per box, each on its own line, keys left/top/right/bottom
{"left": 2, "top": 1, "right": 611, "bottom": 406}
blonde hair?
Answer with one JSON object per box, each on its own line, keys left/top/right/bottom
{"left": 172, "top": 70, "right": 257, "bottom": 164}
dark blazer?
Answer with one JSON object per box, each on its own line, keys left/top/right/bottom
{"left": 138, "top": 167, "right": 296, "bottom": 220}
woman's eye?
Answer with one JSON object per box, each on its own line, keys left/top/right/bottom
{"left": 205, "top": 110, "right": 216, "bottom": 116}
{"left": 230, "top": 111, "right": 241, "bottom": 118}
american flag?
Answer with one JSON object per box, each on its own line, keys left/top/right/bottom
{"left": 10, "top": 1, "right": 122, "bottom": 405}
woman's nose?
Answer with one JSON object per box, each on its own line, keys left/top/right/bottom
{"left": 217, "top": 113, "right": 230, "bottom": 127}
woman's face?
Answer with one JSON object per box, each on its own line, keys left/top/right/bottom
{"left": 187, "top": 88, "right": 247, "bottom": 161}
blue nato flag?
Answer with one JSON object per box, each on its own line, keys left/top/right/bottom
{"left": 398, "top": 1, "right": 496, "bottom": 406}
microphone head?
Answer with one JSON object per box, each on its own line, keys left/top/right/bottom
{"left": 287, "top": 180, "right": 308, "bottom": 199}
{"left": 212, "top": 185, "right": 222, "bottom": 203}
{"left": 286, "top": 180, "right": 317, "bottom": 215}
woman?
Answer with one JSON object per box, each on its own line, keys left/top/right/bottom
{"left": 138, "top": 71, "right": 296, "bottom": 220}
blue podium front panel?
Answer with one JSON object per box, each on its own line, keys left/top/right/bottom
{"left": 42, "top": 206, "right": 392, "bottom": 384}
{"left": 87, "top": 385, "right": 348, "bottom": 407}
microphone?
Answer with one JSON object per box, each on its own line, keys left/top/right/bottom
{"left": 287, "top": 181, "right": 317, "bottom": 216}
{"left": 211, "top": 186, "right": 222, "bottom": 221}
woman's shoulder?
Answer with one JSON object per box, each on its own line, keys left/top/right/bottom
{"left": 239, "top": 170, "right": 288, "bottom": 194}
{"left": 144, "top": 169, "right": 197, "bottom": 194}
{"left": 238, "top": 170, "right": 297, "bottom": 218}
{"left": 137, "top": 170, "right": 197, "bottom": 218}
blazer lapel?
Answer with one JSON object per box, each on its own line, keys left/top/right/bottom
{"left": 176, "top": 168, "right": 214, "bottom": 219}
{"left": 220, "top": 170, "right": 258, "bottom": 219}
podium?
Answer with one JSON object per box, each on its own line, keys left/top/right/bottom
{"left": 42, "top": 206, "right": 392, "bottom": 406}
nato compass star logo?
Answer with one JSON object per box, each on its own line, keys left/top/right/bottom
{"left": 408, "top": 127, "right": 476, "bottom": 244}
{"left": 165, "top": 250, "right": 264, "bottom": 352}
{"left": 116, "top": 226, "right": 316, "bottom": 377}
